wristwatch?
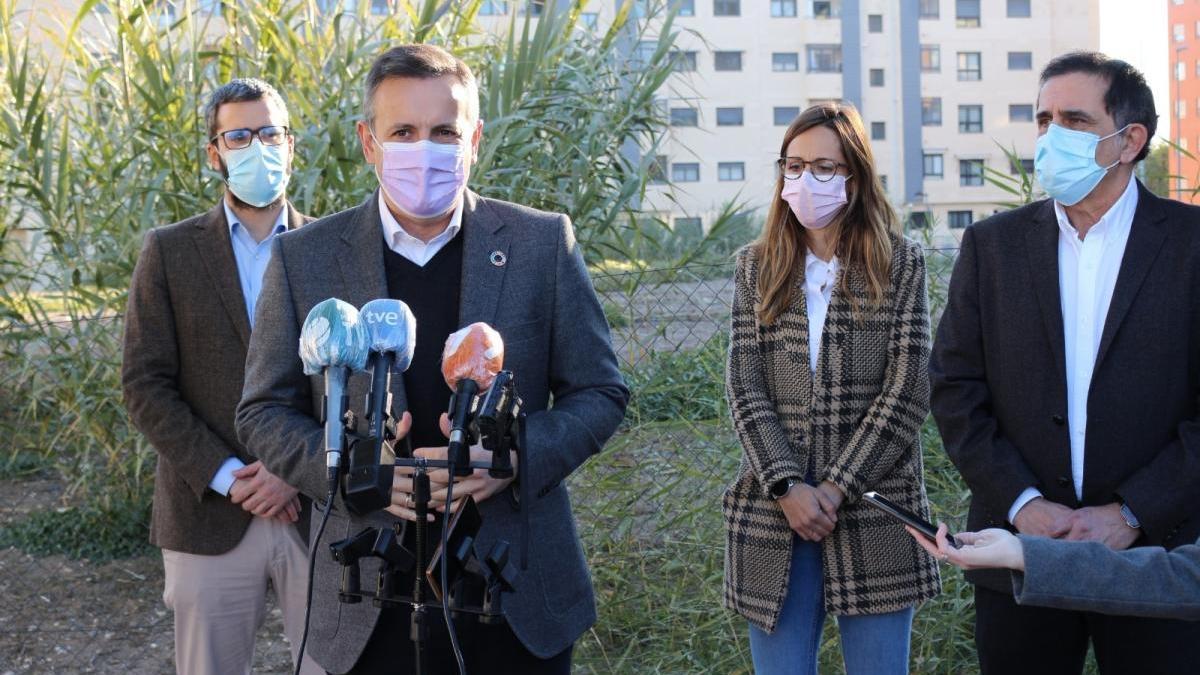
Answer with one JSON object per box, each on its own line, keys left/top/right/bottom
{"left": 1119, "top": 502, "right": 1141, "bottom": 530}
{"left": 770, "top": 477, "right": 800, "bottom": 500}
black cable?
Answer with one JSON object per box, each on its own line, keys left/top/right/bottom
{"left": 441, "top": 471, "right": 467, "bottom": 675}
{"left": 294, "top": 491, "right": 334, "bottom": 675}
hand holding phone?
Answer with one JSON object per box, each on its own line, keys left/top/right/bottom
{"left": 862, "top": 491, "right": 961, "bottom": 549}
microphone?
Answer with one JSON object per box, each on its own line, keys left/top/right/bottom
{"left": 440, "top": 323, "right": 504, "bottom": 476}
{"left": 342, "top": 299, "right": 417, "bottom": 515}
{"left": 299, "top": 298, "right": 369, "bottom": 496}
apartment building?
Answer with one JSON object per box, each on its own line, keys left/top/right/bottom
{"left": 640, "top": 0, "right": 1099, "bottom": 241}
{"left": 1170, "top": 0, "right": 1200, "bottom": 202}
{"left": 15, "top": 0, "right": 1100, "bottom": 242}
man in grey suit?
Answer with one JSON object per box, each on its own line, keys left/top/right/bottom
{"left": 931, "top": 52, "right": 1200, "bottom": 674}
{"left": 235, "top": 44, "right": 628, "bottom": 674}
{"left": 122, "top": 79, "right": 319, "bottom": 674}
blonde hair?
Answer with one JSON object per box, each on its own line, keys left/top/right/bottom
{"left": 754, "top": 101, "right": 895, "bottom": 325}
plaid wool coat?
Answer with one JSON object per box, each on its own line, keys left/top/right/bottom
{"left": 723, "top": 235, "right": 941, "bottom": 632}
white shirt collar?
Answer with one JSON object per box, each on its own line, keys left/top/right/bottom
{"left": 223, "top": 199, "right": 288, "bottom": 237}
{"left": 378, "top": 190, "right": 464, "bottom": 252}
{"left": 1052, "top": 173, "right": 1138, "bottom": 244}
{"left": 804, "top": 249, "right": 839, "bottom": 292}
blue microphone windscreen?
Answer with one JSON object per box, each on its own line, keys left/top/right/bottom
{"left": 298, "top": 298, "right": 370, "bottom": 375}
{"left": 360, "top": 298, "right": 417, "bottom": 372}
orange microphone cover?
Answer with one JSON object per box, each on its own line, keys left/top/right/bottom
{"left": 441, "top": 322, "right": 504, "bottom": 390}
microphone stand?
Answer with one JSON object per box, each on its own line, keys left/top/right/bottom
{"left": 328, "top": 371, "right": 529, "bottom": 675}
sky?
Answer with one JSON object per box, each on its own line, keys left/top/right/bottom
{"left": 1099, "top": 0, "right": 1169, "bottom": 141}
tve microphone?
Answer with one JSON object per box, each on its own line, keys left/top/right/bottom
{"left": 441, "top": 323, "right": 504, "bottom": 476}
{"left": 299, "top": 298, "right": 369, "bottom": 496}
{"left": 342, "top": 299, "right": 417, "bottom": 515}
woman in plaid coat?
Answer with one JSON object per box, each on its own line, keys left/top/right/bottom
{"left": 723, "top": 102, "right": 940, "bottom": 674}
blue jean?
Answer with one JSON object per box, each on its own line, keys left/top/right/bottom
{"left": 748, "top": 536, "right": 914, "bottom": 675}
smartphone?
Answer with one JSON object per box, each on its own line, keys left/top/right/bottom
{"left": 862, "top": 491, "right": 961, "bottom": 549}
{"left": 426, "top": 496, "right": 483, "bottom": 601}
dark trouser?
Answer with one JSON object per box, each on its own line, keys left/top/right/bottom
{"left": 341, "top": 604, "right": 572, "bottom": 675}
{"left": 974, "top": 585, "right": 1200, "bottom": 675}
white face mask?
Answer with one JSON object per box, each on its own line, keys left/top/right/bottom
{"left": 781, "top": 171, "right": 849, "bottom": 229}
{"left": 371, "top": 133, "right": 468, "bottom": 219}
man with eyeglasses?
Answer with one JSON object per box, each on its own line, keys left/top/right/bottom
{"left": 122, "top": 78, "right": 319, "bottom": 675}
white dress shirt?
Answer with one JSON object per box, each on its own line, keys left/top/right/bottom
{"left": 1008, "top": 174, "right": 1139, "bottom": 523}
{"left": 804, "top": 250, "right": 839, "bottom": 374}
{"left": 378, "top": 191, "right": 464, "bottom": 266}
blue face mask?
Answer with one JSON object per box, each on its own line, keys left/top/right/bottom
{"left": 224, "top": 139, "right": 290, "bottom": 208}
{"left": 1034, "top": 122, "right": 1128, "bottom": 206}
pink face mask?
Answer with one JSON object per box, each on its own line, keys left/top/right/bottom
{"left": 372, "top": 134, "right": 468, "bottom": 219}
{"left": 781, "top": 172, "right": 849, "bottom": 230}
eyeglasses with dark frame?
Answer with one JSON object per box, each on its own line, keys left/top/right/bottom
{"left": 776, "top": 156, "right": 850, "bottom": 182}
{"left": 210, "top": 125, "right": 291, "bottom": 150}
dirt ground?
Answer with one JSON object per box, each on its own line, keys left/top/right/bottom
{"left": 0, "top": 479, "right": 295, "bottom": 674}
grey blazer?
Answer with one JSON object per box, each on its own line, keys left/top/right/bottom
{"left": 1012, "top": 534, "right": 1200, "bottom": 621}
{"left": 235, "top": 190, "right": 629, "bottom": 672}
{"left": 121, "top": 200, "right": 309, "bottom": 555}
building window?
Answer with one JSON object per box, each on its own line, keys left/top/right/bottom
{"left": 922, "top": 97, "right": 942, "bottom": 126}
{"left": 714, "top": 51, "right": 743, "bottom": 71}
{"left": 1175, "top": 24, "right": 1185, "bottom": 43}
{"left": 670, "top": 107, "right": 699, "bottom": 126}
{"left": 714, "top": 0, "right": 740, "bottom": 16}
{"left": 773, "top": 52, "right": 800, "bottom": 71}
{"left": 908, "top": 211, "right": 932, "bottom": 229}
{"left": 649, "top": 155, "right": 668, "bottom": 184}
{"left": 479, "top": 0, "right": 508, "bottom": 15}
{"left": 959, "top": 104, "right": 983, "bottom": 133}
{"left": 957, "top": 51, "right": 981, "bottom": 81}
{"left": 956, "top": 0, "right": 980, "bottom": 28}
{"left": 716, "top": 107, "right": 744, "bottom": 126}
{"left": 718, "top": 162, "right": 746, "bottom": 181}
{"left": 921, "top": 45, "right": 940, "bottom": 72}
{"left": 1178, "top": 61, "right": 1187, "bottom": 82}
{"left": 774, "top": 106, "right": 800, "bottom": 125}
{"left": 673, "top": 50, "right": 698, "bottom": 72}
{"left": 1009, "top": 157, "right": 1034, "bottom": 175}
{"left": 1008, "top": 51, "right": 1032, "bottom": 70}
{"left": 580, "top": 12, "right": 598, "bottom": 29}
{"left": 1196, "top": 20, "right": 1200, "bottom": 38}
{"left": 869, "top": 68, "right": 885, "bottom": 87}
{"left": 920, "top": 0, "right": 939, "bottom": 19}
{"left": 771, "top": 0, "right": 797, "bottom": 17}
{"left": 1009, "top": 104, "right": 1034, "bottom": 122}
{"left": 871, "top": 121, "right": 886, "bottom": 140}
{"left": 960, "top": 159, "right": 984, "bottom": 186}
{"left": 880, "top": 175, "right": 888, "bottom": 190}
{"left": 674, "top": 216, "right": 702, "bottom": 231}
{"left": 812, "top": 1, "right": 838, "bottom": 18}
{"left": 1006, "top": 0, "right": 1030, "bottom": 18}
{"left": 676, "top": 0, "right": 696, "bottom": 16}
{"left": 672, "top": 162, "right": 700, "bottom": 182}
{"left": 1179, "top": 100, "right": 1188, "bottom": 119}
{"left": 524, "top": 0, "right": 544, "bottom": 17}
{"left": 948, "top": 210, "right": 973, "bottom": 229}
{"left": 868, "top": 14, "right": 883, "bottom": 32}
{"left": 807, "top": 45, "right": 842, "bottom": 73}
{"left": 923, "top": 153, "right": 944, "bottom": 178}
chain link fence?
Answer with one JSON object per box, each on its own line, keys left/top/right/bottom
{"left": 0, "top": 248, "right": 960, "bottom": 674}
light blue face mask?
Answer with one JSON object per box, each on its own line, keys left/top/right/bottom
{"left": 224, "top": 139, "right": 290, "bottom": 208}
{"left": 1034, "top": 122, "right": 1128, "bottom": 206}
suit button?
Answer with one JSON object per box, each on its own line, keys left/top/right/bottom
{"left": 1057, "top": 476, "right": 1070, "bottom": 487}
{"left": 1052, "top": 415, "right": 1065, "bottom": 426}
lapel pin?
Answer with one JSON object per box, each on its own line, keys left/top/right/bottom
{"left": 489, "top": 250, "right": 507, "bottom": 267}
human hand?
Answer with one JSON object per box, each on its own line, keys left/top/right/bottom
{"left": 383, "top": 413, "right": 517, "bottom": 520}
{"left": 230, "top": 461, "right": 300, "bottom": 519}
{"left": 1012, "top": 497, "right": 1073, "bottom": 538}
{"left": 816, "top": 480, "right": 845, "bottom": 512}
{"left": 778, "top": 483, "right": 839, "bottom": 541}
{"left": 907, "top": 523, "right": 1026, "bottom": 571}
{"left": 1063, "top": 503, "right": 1139, "bottom": 550}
